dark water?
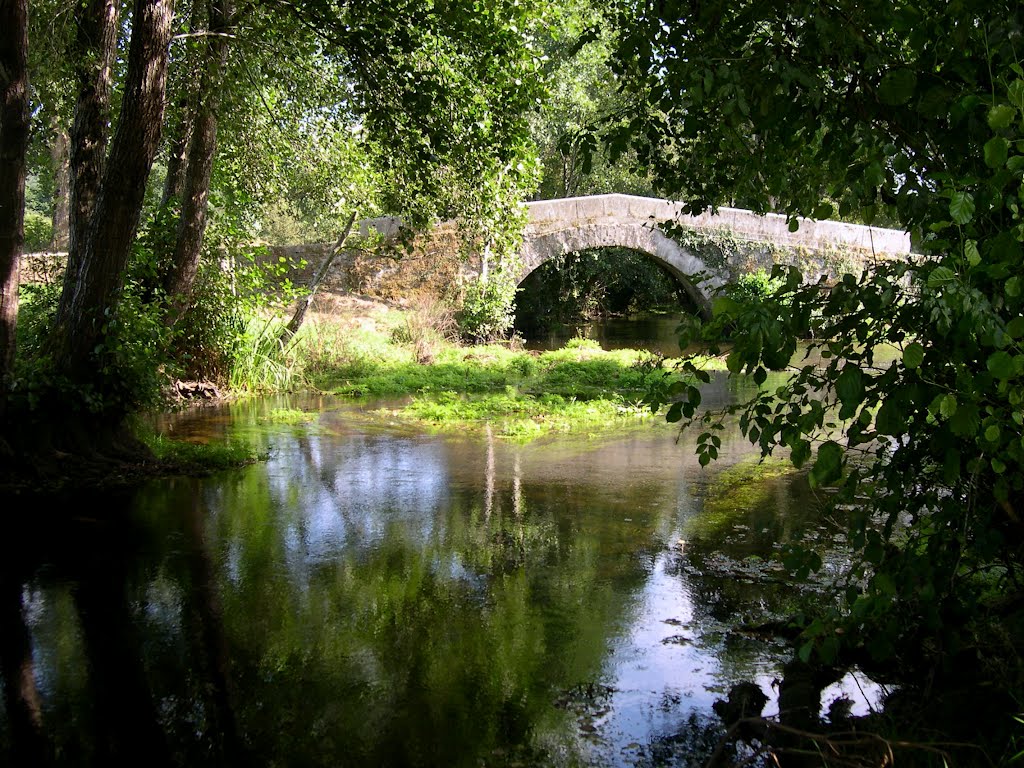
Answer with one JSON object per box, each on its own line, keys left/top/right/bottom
{"left": 0, "top": 393, "right": 883, "bottom": 767}
{"left": 524, "top": 313, "right": 688, "bottom": 357}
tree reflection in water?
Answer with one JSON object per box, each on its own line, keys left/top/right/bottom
{"left": 1, "top": 399, "right": 876, "bottom": 767}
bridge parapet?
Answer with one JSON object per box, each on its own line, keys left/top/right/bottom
{"left": 524, "top": 194, "right": 911, "bottom": 256}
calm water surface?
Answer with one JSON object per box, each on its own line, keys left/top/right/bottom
{"left": 525, "top": 313, "right": 688, "bottom": 357}
{"left": 0, "top": 386, "right": 882, "bottom": 767}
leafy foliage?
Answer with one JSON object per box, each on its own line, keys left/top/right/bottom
{"left": 515, "top": 247, "right": 687, "bottom": 334}
{"left": 530, "top": 0, "right": 653, "bottom": 199}
{"left": 625, "top": 0, "right": 1024, "bottom": 670}
{"left": 23, "top": 211, "right": 54, "bottom": 251}
{"left": 457, "top": 263, "right": 521, "bottom": 342}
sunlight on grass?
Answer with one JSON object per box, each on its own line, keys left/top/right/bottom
{"left": 141, "top": 431, "right": 268, "bottom": 471}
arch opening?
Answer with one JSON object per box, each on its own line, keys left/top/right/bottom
{"left": 513, "top": 247, "right": 704, "bottom": 346}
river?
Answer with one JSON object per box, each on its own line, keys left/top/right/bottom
{"left": 523, "top": 312, "right": 689, "bottom": 358}
{"left": 0, "top": 369, "right": 886, "bottom": 767}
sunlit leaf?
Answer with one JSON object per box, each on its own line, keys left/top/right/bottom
{"left": 949, "top": 192, "right": 975, "bottom": 224}
{"left": 988, "top": 104, "right": 1017, "bottom": 130}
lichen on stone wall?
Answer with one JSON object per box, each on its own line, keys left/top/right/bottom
{"left": 666, "top": 223, "right": 870, "bottom": 287}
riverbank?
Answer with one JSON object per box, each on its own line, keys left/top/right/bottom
{"left": 234, "top": 293, "right": 726, "bottom": 439}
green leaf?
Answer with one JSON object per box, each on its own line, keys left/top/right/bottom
{"left": 726, "top": 351, "right": 743, "bottom": 374}
{"left": 666, "top": 402, "right": 683, "bottom": 423}
{"left": 798, "top": 640, "right": 814, "bottom": 663}
{"left": 902, "top": 342, "right": 924, "bottom": 369}
{"left": 712, "top": 296, "right": 741, "bottom": 317}
{"left": 813, "top": 202, "right": 835, "bottom": 219}
{"left": 875, "top": 400, "right": 905, "bottom": 436}
{"left": 878, "top": 68, "right": 917, "bottom": 105}
{"left": 809, "top": 441, "right": 844, "bottom": 487}
{"left": 835, "top": 364, "right": 864, "bottom": 405}
{"left": 1007, "top": 276, "right": 1021, "bottom": 298}
{"left": 939, "top": 394, "right": 958, "bottom": 419}
{"left": 984, "top": 137, "right": 1009, "bottom": 168}
{"left": 788, "top": 218, "right": 800, "bottom": 233}
{"left": 1006, "top": 317, "right": 1024, "bottom": 338}
{"left": 949, "top": 192, "right": 975, "bottom": 224}
{"left": 950, "top": 403, "right": 980, "bottom": 437}
{"left": 964, "top": 239, "right": 981, "bottom": 267}
{"left": 987, "top": 351, "right": 1018, "bottom": 380}
{"left": 791, "top": 438, "right": 812, "bottom": 469}
{"left": 863, "top": 162, "right": 885, "bottom": 189}
{"left": 988, "top": 104, "right": 1017, "bottom": 130}
{"left": 1009, "top": 156, "right": 1024, "bottom": 177}
{"left": 927, "top": 266, "right": 956, "bottom": 289}
{"left": 1009, "top": 80, "right": 1024, "bottom": 110}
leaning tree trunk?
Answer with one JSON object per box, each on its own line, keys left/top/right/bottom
{"left": 59, "top": 0, "right": 119, "bottom": 304}
{"left": 53, "top": 0, "right": 176, "bottom": 379}
{"left": 161, "top": 93, "right": 196, "bottom": 208}
{"left": 50, "top": 124, "right": 71, "bottom": 250}
{"left": 160, "top": 0, "right": 206, "bottom": 208}
{"left": 0, "top": 0, "right": 31, "bottom": 401}
{"left": 278, "top": 210, "right": 359, "bottom": 344}
{"left": 163, "top": 0, "right": 233, "bottom": 322}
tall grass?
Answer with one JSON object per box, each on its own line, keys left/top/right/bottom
{"left": 229, "top": 316, "right": 302, "bottom": 392}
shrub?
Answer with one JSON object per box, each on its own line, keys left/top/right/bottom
{"left": 24, "top": 211, "right": 54, "bottom": 252}
{"left": 457, "top": 267, "right": 519, "bottom": 342}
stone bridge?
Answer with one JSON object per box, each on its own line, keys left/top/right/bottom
{"left": 519, "top": 194, "right": 910, "bottom": 313}
{"left": 264, "top": 193, "right": 913, "bottom": 313}
{"left": 353, "top": 193, "right": 911, "bottom": 315}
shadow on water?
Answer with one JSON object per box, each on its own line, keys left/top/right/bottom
{"left": 1, "top": 396, "right": 893, "bottom": 767}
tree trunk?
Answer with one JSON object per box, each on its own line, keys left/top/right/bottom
{"left": 160, "top": 0, "right": 205, "bottom": 207}
{"left": 0, "top": 0, "right": 30, "bottom": 398}
{"left": 50, "top": 124, "right": 70, "bottom": 250}
{"left": 53, "top": 0, "right": 176, "bottom": 379}
{"left": 279, "top": 210, "right": 358, "bottom": 344}
{"left": 163, "top": 0, "right": 234, "bottom": 320}
{"left": 61, "top": 0, "right": 119, "bottom": 296}
{"left": 161, "top": 94, "right": 196, "bottom": 207}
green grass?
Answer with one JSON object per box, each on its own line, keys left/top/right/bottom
{"left": 263, "top": 408, "right": 319, "bottom": 425}
{"left": 293, "top": 326, "right": 731, "bottom": 438}
{"left": 374, "top": 388, "right": 658, "bottom": 439}
{"left": 221, "top": 305, "right": 732, "bottom": 439}
{"left": 142, "top": 432, "right": 269, "bottom": 472}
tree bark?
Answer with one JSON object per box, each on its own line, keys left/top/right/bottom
{"left": 61, "top": 0, "right": 119, "bottom": 294}
{"left": 0, "top": 0, "right": 30, "bottom": 396}
{"left": 53, "top": 0, "right": 176, "bottom": 378}
{"left": 50, "top": 124, "right": 70, "bottom": 250}
{"left": 279, "top": 210, "right": 358, "bottom": 344}
{"left": 160, "top": 0, "right": 206, "bottom": 207}
{"left": 163, "top": 0, "right": 234, "bottom": 320}
{"left": 161, "top": 94, "right": 196, "bottom": 207}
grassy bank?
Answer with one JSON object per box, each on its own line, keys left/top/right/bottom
{"left": 239, "top": 300, "right": 727, "bottom": 439}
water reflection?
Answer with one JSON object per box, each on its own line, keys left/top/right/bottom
{"left": 525, "top": 313, "right": 689, "bottom": 358}
{"left": 1, "top": 398, "right": 872, "bottom": 767}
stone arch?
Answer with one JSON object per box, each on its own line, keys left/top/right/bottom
{"left": 517, "top": 223, "right": 720, "bottom": 319}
